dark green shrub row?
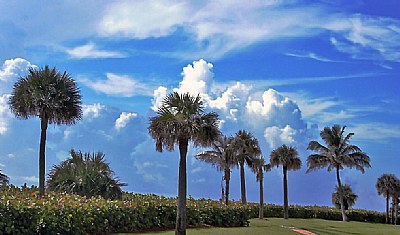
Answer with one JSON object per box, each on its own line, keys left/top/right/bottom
{"left": 245, "top": 204, "right": 386, "bottom": 223}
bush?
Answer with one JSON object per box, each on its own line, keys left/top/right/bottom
{"left": 0, "top": 186, "right": 249, "bottom": 234}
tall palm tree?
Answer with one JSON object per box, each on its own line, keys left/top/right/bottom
{"left": 307, "top": 125, "right": 371, "bottom": 222}
{"left": 270, "top": 144, "right": 301, "bottom": 219}
{"left": 9, "top": 66, "right": 82, "bottom": 197}
{"left": 0, "top": 169, "right": 9, "bottom": 185}
{"left": 47, "top": 150, "right": 127, "bottom": 200}
{"left": 249, "top": 157, "right": 271, "bottom": 219}
{"left": 195, "top": 135, "right": 236, "bottom": 205}
{"left": 233, "top": 130, "right": 261, "bottom": 205}
{"left": 332, "top": 184, "right": 358, "bottom": 210}
{"left": 376, "top": 174, "right": 399, "bottom": 224}
{"left": 391, "top": 179, "right": 400, "bottom": 225}
{"left": 149, "top": 92, "right": 220, "bottom": 235}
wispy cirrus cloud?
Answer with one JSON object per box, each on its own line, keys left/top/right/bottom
{"left": 80, "top": 73, "right": 153, "bottom": 97}
{"left": 66, "top": 42, "right": 126, "bottom": 59}
{"left": 285, "top": 52, "right": 343, "bottom": 63}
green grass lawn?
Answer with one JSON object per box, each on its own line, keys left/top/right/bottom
{"left": 120, "top": 218, "right": 400, "bottom": 235}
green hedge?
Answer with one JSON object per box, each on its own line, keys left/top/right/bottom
{"left": 0, "top": 186, "right": 249, "bottom": 234}
{"left": 245, "top": 204, "right": 386, "bottom": 223}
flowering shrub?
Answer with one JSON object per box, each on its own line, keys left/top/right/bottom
{"left": 0, "top": 186, "right": 249, "bottom": 234}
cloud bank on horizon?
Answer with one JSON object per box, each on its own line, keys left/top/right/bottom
{"left": 0, "top": 1, "right": 399, "bottom": 213}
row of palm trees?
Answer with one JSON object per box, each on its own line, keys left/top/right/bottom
{"left": 376, "top": 174, "right": 400, "bottom": 224}
{"left": 1, "top": 65, "right": 391, "bottom": 235}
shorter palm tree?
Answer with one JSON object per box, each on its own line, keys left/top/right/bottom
{"left": 0, "top": 170, "right": 9, "bottom": 185}
{"left": 270, "top": 145, "right": 301, "bottom": 219}
{"left": 47, "top": 150, "right": 126, "bottom": 200}
{"left": 249, "top": 157, "right": 271, "bottom": 219}
{"left": 195, "top": 136, "right": 236, "bottom": 205}
{"left": 332, "top": 184, "right": 358, "bottom": 210}
{"left": 233, "top": 130, "right": 261, "bottom": 205}
{"left": 376, "top": 174, "right": 399, "bottom": 224}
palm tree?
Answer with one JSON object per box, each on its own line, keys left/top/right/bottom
{"left": 376, "top": 174, "right": 399, "bottom": 224}
{"left": 9, "top": 66, "right": 82, "bottom": 197}
{"left": 149, "top": 92, "right": 220, "bottom": 235}
{"left": 391, "top": 179, "right": 400, "bottom": 225}
{"left": 307, "top": 125, "right": 371, "bottom": 222}
{"left": 270, "top": 144, "right": 301, "bottom": 219}
{"left": 47, "top": 150, "right": 127, "bottom": 200}
{"left": 233, "top": 130, "right": 261, "bottom": 205}
{"left": 0, "top": 169, "right": 9, "bottom": 185}
{"left": 195, "top": 136, "right": 236, "bottom": 205}
{"left": 332, "top": 184, "right": 358, "bottom": 210}
{"left": 249, "top": 157, "right": 271, "bottom": 219}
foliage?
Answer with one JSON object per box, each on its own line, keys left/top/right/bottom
{"left": 148, "top": 92, "right": 221, "bottom": 235}
{"left": 332, "top": 184, "right": 358, "bottom": 210}
{"left": 9, "top": 65, "right": 82, "bottom": 196}
{"left": 0, "top": 186, "right": 249, "bottom": 235}
{"left": 0, "top": 170, "right": 9, "bottom": 185}
{"left": 306, "top": 124, "right": 370, "bottom": 221}
{"left": 47, "top": 150, "right": 127, "bottom": 200}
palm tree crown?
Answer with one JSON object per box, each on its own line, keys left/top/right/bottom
{"left": 270, "top": 145, "right": 302, "bottom": 170}
{"left": 0, "top": 170, "right": 9, "bottom": 185}
{"left": 9, "top": 66, "right": 82, "bottom": 124}
{"left": 47, "top": 150, "right": 127, "bottom": 200}
{"left": 306, "top": 125, "right": 370, "bottom": 173}
{"left": 332, "top": 184, "right": 358, "bottom": 210}
{"left": 149, "top": 92, "right": 220, "bottom": 151}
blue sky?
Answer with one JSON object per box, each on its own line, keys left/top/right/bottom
{"left": 0, "top": 1, "right": 399, "bottom": 212}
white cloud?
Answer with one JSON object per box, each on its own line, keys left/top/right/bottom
{"left": 22, "top": 176, "right": 39, "bottom": 183}
{"left": 264, "top": 125, "right": 297, "bottom": 150}
{"left": 151, "top": 86, "right": 168, "bottom": 111}
{"left": 66, "top": 42, "right": 125, "bottom": 59}
{"left": 0, "top": 94, "right": 12, "bottom": 135}
{"left": 285, "top": 52, "right": 342, "bottom": 63}
{"left": 0, "top": 58, "right": 36, "bottom": 94}
{"left": 173, "top": 59, "right": 214, "bottom": 95}
{"left": 98, "top": 0, "right": 189, "bottom": 39}
{"left": 81, "top": 73, "right": 152, "bottom": 97}
{"left": 96, "top": 1, "right": 400, "bottom": 61}
{"left": 115, "top": 112, "right": 137, "bottom": 130}
{"left": 82, "top": 103, "right": 105, "bottom": 121}
{"left": 349, "top": 123, "right": 400, "bottom": 141}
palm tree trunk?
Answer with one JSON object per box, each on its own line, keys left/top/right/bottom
{"left": 391, "top": 200, "right": 395, "bottom": 224}
{"left": 386, "top": 194, "right": 390, "bottom": 224}
{"left": 283, "top": 165, "right": 288, "bottom": 219}
{"left": 176, "top": 139, "right": 188, "bottom": 235}
{"left": 39, "top": 117, "right": 48, "bottom": 197}
{"left": 395, "top": 198, "right": 398, "bottom": 225}
{"left": 336, "top": 167, "right": 349, "bottom": 222}
{"left": 259, "top": 167, "right": 264, "bottom": 219}
{"left": 225, "top": 168, "right": 230, "bottom": 206}
{"left": 240, "top": 161, "right": 247, "bottom": 205}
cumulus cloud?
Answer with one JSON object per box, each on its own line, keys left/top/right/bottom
{"left": 82, "top": 103, "right": 105, "bottom": 121}
{"left": 152, "top": 59, "right": 308, "bottom": 150}
{"left": 66, "top": 42, "right": 126, "bottom": 59}
{"left": 173, "top": 59, "right": 214, "bottom": 95}
{"left": 81, "top": 73, "right": 152, "bottom": 97}
{"left": 151, "top": 86, "right": 167, "bottom": 111}
{"left": 264, "top": 125, "right": 297, "bottom": 150}
{"left": 0, "top": 58, "right": 36, "bottom": 93}
{"left": 0, "top": 94, "right": 12, "bottom": 135}
{"left": 115, "top": 112, "right": 138, "bottom": 130}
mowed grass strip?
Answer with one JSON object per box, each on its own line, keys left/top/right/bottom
{"left": 119, "top": 218, "right": 400, "bottom": 235}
